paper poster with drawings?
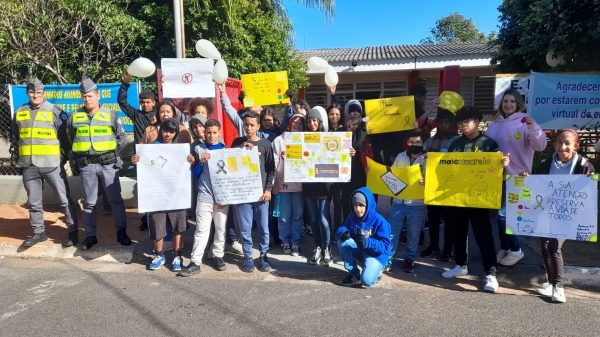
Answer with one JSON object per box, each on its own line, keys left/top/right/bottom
{"left": 505, "top": 175, "right": 598, "bottom": 241}
{"left": 283, "top": 132, "right": 352, "bottom": 182}
{"left": 207, "top": 147, "right": 263, "bottom": 205}
{"left": 240, "top": 71, "right": 290, "bottom": 107}
{"left": 161, "top": 58, "right": 215, "bottom": 98}
{"left": 364, "top": 96, "right": 416, "bottom": 134}
{"left": 365, "top": 158, "right": 424, "bottom": 199}
{"left": 424, "top": 152, "right": 503, "bottom": 209}
{"left": 136, "top": 144, "right": 192, "bottom": 213}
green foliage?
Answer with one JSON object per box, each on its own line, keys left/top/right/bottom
{"left": 421, "top": 12, "right": 491, "bottom": 44}
{"left": 491, "top": 0, "right": 600, "bottom": 73}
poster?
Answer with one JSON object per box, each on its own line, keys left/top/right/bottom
{"left": 9, "top": 83, "right": 139, "bottom": 133}
{"left": 206, "top": 147, "right": 263, "bottom": 205}
{"left": 240, "top": 71, "right": 290, "bottom": 107}
{"left": 365, "top": 96, "right": 415, "bottom": 134}
{"left": 366, "top": 157, "right": 424, "bottom": 199}
{"left": 527, "top": 72, "right": 600, "bottom": 130}
{"left": 161, "top": 58, "right": 215, "bottom": 98}
{"left": 505, "top": 175, "right": 597, "bottom": 241}
{"left": 136, "top": 144, "right": 192, "bottom": 213}
{"left": 495, "top": 74, "right": 530, "bottom": 109}
{"left": 425, "top": 152, "right": 504, "bottom": 209}
{"left": 283, "top": 132, "right": 352, "bottom": 182}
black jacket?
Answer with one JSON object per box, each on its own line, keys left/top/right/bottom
{"left": 118, "top": 82, "right": 156, "bottom": 144}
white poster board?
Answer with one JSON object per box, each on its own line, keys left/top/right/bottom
{"left": 161, "top": 58, "right": 215, "bottom": 98}
{"left": 136, "top": 144, "right": 192, "bottom": 213}
{"left": 494, "top": 74, "right": 530, "bottom": 109}
{"left": 506, "top": 175, "right": 598, "bottom": 241}
{"left": 207, "top": 147, "right": 263, "bottom": 205}
{"left": 283, "top": 132, "right": 353, "bottom": 182}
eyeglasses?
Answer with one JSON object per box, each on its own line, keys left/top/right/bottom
{"left": 457, "top": 119, "right": 475, "bottom": 127}
{"left": 27, "top": 91, "right": 44, "bottom": 97}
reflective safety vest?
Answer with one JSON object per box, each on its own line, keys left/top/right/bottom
{"left": 15, "top": 101, "right": 61, "bottom": 168}
{"left": 71, "top": 108, "right": 117, "bottom": 155}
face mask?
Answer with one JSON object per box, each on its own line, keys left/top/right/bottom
{"left": 407, "top": 145, "right": 423, "bottom": 155}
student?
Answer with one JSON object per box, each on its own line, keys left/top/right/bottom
{"left": 486, "top": 89, "right": 547, "bottom": 266}
{"left": 187, "top": 97, "right": 214, "bottom": 119}
{"left": 141, "top": 101, "right": 192, "bottom": 145}
{"left": 327, "top": 103, "right": 345, "bottom": 132}
{"left": 272, "top": 114, "right": 305, "bottom": 256}
{"left": 530, "top": 129, "right": 594, "bottom": 303}
{"left": 422, "top": 109, "right": 459, "bottom": 261}
{"left": 325, "top": 103, "right": 346, "bottom": 240}
{"left": 280, "top": 97, "right": 310, "bottom": 133}
{"left": 341, "top": 103, "right": 367, "bottom": 221}
{"left": 188, "top": 114, "right": 208, "bottom": 219}
{"left": 219, "top": 84, "right": 276, "bottom": 141}
{"left": 385, "top": 129, "right": 426, "bottom": 273}
{"left": 231, "top": 111, "right": 276, "bottom": 272}
{"left": 259, "top": 108, "right": 281, "bottom": 142}
{"left": 336, "top": 187, "right": 391, "bottom": 287}
{"left": 119, "top": 70, "right": 156, "bottom": 145}
{"left": 131, "top": 119, "right": 194, "bottom": 270}
{"left": 441, "top": 106, "right": 510, "bottom": 293}
{"left": 303, "top": 109, "right": 333, "bottom": 265}
{"left": 179, "top": 119, "right": 229, "bottom": 276}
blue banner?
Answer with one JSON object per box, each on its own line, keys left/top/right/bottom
{"left": 527, "top": 72, "right": 600, "bottom": 130}
{"left": 10, "top": 83, "right": 139, "bottom": 133}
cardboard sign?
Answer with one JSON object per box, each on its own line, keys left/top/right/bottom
{"left": 240, "top": 71, "right": 290, "bottom": 107}
{"left": 365, "top": 96, "right": 415, "bottom": 134}
{"left": 366, "top": 157, "right": 424, "bottom": 199}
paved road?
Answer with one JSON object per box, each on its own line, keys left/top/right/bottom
{"left": 1, "top": 257, "right": 599, "bottom": 337}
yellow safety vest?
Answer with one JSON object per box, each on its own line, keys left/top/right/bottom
{"left": 71, "top": 108, "right": 117, "bottom": 155}
{"left": 14, "top": 101, "right": 61, "bottom": 168}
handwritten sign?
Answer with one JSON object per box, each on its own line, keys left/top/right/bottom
{"left": 161, "top": 58, "right": 214, "bottom": 98}
{"left": 425, "top": 152, "right": 504, "bottom": 209}
{"left": 505, "top": 175, "right": 597, "bottom": 241}
{"left": 283, "top": 132, "right": 352, "bottom": 182}
{"left": 366, "top": 157, "right": 424, "bottom": 199}
{"left": 207, "top": 148, "right": 263, "bottom": 205}
{"left": 240, "top": 71, "right": 290, "bottom": 107}
{"left": 365, "top": 96, "right": 416, "bottom": 134}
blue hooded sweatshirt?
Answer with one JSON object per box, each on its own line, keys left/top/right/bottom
{"left": 335, "top": 187, "right": 391, "bottom": 266}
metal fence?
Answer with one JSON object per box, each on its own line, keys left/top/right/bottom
{"left": 0, "top": 85, "right": 19, "bottom": 175}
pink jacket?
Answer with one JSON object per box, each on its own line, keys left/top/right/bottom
{"left": 485, "top": 112, "right": 547, "bottom": 175}
{"left": 272, "top": 133, "right": 302, "bottom": 194}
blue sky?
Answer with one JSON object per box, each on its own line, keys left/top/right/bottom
{"left": 285, "top": 0, "right": 502, "bottom": 49}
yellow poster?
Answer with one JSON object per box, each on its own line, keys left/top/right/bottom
{"left": 366, "top": 158, "right": 424, "bottom": 200}
{"left": 241, "top": 71, "right": 290, "bottom": 107}
{"left": 425, "top": 152, "right": 504, "bottom": 209}
{"left": 365, "top": 96, "right": 416, "bottom": 134}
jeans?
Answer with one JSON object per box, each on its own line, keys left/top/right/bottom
{"left": 236, "top": 201, "right": 270, "bottom": 256}
{"left": 540, "top": 238, "right": 565, "bottom": 287}
{"left": 388, "top": 202, "right": 426, "bottom": 265}
{"left": 190, "top": 202, "right": 229, "bottom": 264}
{"left": 278, "top": 192, "right": 304, "bottom": 246}
{"left": 325, "top": 183, "right": 344, "bottom": 235}
{"left": 495, "top": 181, "right": 521, "bottom": 252}
{"left": 337, "top": 238, "right": 384, "bottom": 287}
{"left": 446, "top": 207, "right": 497, "bottom": 276}
{"left": 306, "top": 198, "right": 330, "bottom": 248}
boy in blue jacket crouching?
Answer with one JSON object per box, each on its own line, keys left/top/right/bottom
{"left": 336, "top": 187, "right": 391, "bottom": 287}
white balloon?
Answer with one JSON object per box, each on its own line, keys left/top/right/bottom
{"left": 196, "top": 39, "right": 221, "bottom": 60}
{"left": 307, "top": 56, "right": 329, "bottom": 71}
{"left": 546, "top": 49, "right": 564, "bottom": 68}
{"left": 213, "top": 59, "right": 228, "bottom": 84}
{"left": 127, "top": 57, "right": 156, "bottom": 78}
{"left": 314, "top": 106, "right": 329, "bottom": 132}
{"left": 324, "top": 66, "right": 339, "bottom": 87}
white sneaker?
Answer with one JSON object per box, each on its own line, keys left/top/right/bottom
{"left": 552, "top": 286, "right": 566, "bottom": 303}
{"left": 226, "top": 241, "right": 243, "bottom": 255}
{"left": 442, "top": 265, "right": 468, "bottom": 278}
{"left": 499, "top": 250, "right": 524, "bottom": 266}
{"left": 496, "top": 250, "right": 508, "bottom": 263}
{"left": 206, "top": 243, "right": 214, "bottom": 259}
{"left": 537, "top": 282, "right": 553, "bottom": 297}
{"left": 291, "top": 245, "right": 300, "bottom": 257}
{"left": 484, "top": 275, "right": 499, "bottom": 293}
{"left": 310, "top": 247, "right": 323, "bottom": 265}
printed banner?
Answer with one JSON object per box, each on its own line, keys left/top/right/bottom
{"left": 495, "top": 74, "right": 530, "bottom": 109}
{"left": 9, "top": 83, "right": 139, "bottom": 132}
{"left": 283, "top": 131, "right": 352, "bottom": 182}
{"left": 240, "top": 71, "right": 290, "bottom": 107}
{"left": 161, "top": 58, "right": 215, "bottom": 98}
{"left": 425, "top": 152, "right": 504, "bottom": 209}
{"left": 527, "top": 72, "right": 600, "bottom": 130}
{"left": 366, "top": 157, "right": 424, "bottom": 199}
{"left": 365, "top": 96, "right": 415, "bottom": 134}
{"left": 206, "top": 147, "right": 263, "bottom": 205}
{"left": 505, "top": 175, "right": 597, "bottom": 241}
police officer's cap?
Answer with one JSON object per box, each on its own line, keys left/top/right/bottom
{"left": 80, "top": 78, "right": 98, "bottom": 94}
{"left": 26, "top": 78, "right": 44, "bottom": 92}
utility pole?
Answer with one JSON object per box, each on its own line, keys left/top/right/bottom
{"left": 173, "top": 0, "right": 186, "bottom": 58}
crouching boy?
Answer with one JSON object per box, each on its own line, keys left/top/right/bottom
{"left": 335, "top": 187, "right": 391, "bottom": 287}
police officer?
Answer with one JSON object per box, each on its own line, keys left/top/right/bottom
{"left": 11, "top": 78, "right": 79, "bottom": 247}
{"left": 67, "top": 78, "right": 131, "bottom": 249}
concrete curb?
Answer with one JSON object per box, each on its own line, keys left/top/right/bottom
{"left": 564, "top": 266, "right": 600, "bottom": 287}
{"left": 0, "top": 241, "right": 136, "bottom": 263}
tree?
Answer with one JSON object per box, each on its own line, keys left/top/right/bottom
{"left": 421, "top": 12, "right": 490, "bottom": 44}
{"left": 491, "top": 0, "right": 600, "bottom": 72}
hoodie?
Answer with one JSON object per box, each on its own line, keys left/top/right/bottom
{"left": 272, "top": 114, "right": 304, "bottom": 194}
{"left": 485, "top": 112, "right": 547, "bottom": 175}
{"left": 335, "top": 187, "right": 391, "bottom": 266}
{"left": 141, "top": 102, "right": 192, "bottom": 144}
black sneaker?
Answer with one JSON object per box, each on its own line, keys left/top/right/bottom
{"left": 117, "top": 229, "right": 132, "bottom": 246}
{"left": 178, "top": 263, "right": 201, "bottom": 277}
{"left": 62, "top": 230, "right": 79, "bottom": 247}
{"left": 421, "top": 246, "right": 440, "bottom": 258}
{"left": 213, "top": 257, "right": 227, "bottom": 271}
{"left": 81, "top": 236, "right": 98, "bottom": 250}
{"left": 341, "top": 275, "right": 361, "bottom": 287}
{"left": 442, "top": 251, "right": 454, "bottom": 262}
{"left": 22, "top": 232, "right": 48, "bottom": 247}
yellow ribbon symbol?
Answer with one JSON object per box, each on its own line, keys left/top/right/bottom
{"left": 404, "top": 116, "right": 411, "bottom": 128}
{"left": 534, "top": 195, "right": 544, "bottom": 210}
